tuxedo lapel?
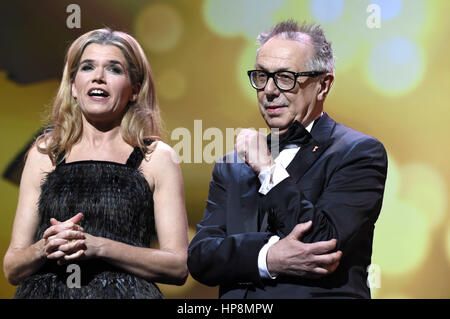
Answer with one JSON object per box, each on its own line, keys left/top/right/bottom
{"left": 286, "top": 112, "right": 335, "bottom": 183}
{"left": 286, "top": 139, "right": 331, "bottom": 183}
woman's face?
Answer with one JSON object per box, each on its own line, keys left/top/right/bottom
{"left": 71, "top": 43, "right": 137, "bottom": 125}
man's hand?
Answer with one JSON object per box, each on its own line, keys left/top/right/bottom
{"left": 236, "top": 129, "right": 274, "bottom": 174}
{"left": 266, "top": 221, "right": 342, "bottom": 278}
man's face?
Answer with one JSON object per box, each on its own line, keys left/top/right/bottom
{"left": 255, "top": 36, "right": 322, "bottom": 133}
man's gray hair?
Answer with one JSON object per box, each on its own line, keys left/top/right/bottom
{"left": 257, "top": 20, "right": 335, "bottom": 74}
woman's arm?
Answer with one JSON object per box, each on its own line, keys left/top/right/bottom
{"left": 3, "top": 144, "right": 53, "bottom": 285}
{"left": 62, "top": 142, "right": 189, "bottom": 285}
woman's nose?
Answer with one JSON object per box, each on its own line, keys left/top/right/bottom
{"left": 92, "top": 67, "right": 105, "bottom": 83}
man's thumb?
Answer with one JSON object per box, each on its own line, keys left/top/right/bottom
{"left": 291, "top": 221, "right": 312, "bottom": 240}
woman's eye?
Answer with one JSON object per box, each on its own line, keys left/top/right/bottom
{"left": 108, "top": 66, "right": 123, "bottom": 74}
{"left": 80, "top": 64, "right": 93, "bottom": 71}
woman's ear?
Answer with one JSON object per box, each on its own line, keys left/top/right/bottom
{"left": 130, "top": 84, "right": 140, "bottom": 102}
{"left": 71, "top": 82, "right": 78, "bottom": 99}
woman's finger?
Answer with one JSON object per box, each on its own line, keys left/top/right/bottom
{"left": 43, "top": 223, "right": 83, "bottom": 239}
{"left": 48, "top": 230, "right": 85, "bottom": 241}
{"left": 64, "top": 250, "right": 85, "bottom": 261}
{"left": 67, "top": 213, "right": 84, "bottom": 225}
{"left": 59, "top": 240, "right": 86, "bottom": 254}
{"left": 45, "top": 238, "right": 68, "bottom": 254}
{"left": 47, "top": 250, "right": 65, "bottom": 259}
{"left": 43, "top": 225, "right": 60, "bottom": 239}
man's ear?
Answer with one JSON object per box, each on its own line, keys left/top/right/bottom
{"left": 317, "top": 73, "right": 334, "bottom": 101}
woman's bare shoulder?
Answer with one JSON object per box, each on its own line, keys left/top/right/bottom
{"left": 143, "top": 141, "right": 180, "bottom": 168}
{"left": 25, "top": 141, "right": 55, "bottom": 175}
{"left": 139, "top": 141, "right": 182, "bottom": 187}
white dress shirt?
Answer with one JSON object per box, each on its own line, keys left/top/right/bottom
{"left": 257, "top": 120, "right": 315, "bottom": 279}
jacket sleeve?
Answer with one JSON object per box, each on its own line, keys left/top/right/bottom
{"left": 263, "top": 137, "right": 388, "bottom": 252}
{"left": 187, "top": 160, "right": 272, "bottom": 287}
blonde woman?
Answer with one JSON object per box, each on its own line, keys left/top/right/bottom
{"left": 3, "top": 28, "right": 188, "bottom": 298}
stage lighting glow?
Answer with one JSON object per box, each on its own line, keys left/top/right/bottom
{"left": 372, "top": 157, "right": 436, "bottom": 276}
{"left": 272, "top": 0, "right": 311, "bottom": 25}
{"left": 382, "top": 292, "right": 412, "bottom": 299}
{"left": 134, "top": 3, "right": 183, "bottom": 53}
{"left": 446, "top": 225, "right": 450, "bottom": 265}
{"left": 369, "top": 0, "right": 428, "bottom": 41}
{"left": 400, "top": 163, "right": 447, "bottom": 230}
{"left": 1, "top": 0, "right": 449, "bottom": 300}
{"left": 372, "top": 0, "right": 403, "bottom": 20}
{"left": 366, "top": 37, "right": 425, "bottom": 96}
{"left": 203, "top": 0, "right": 285, "bottom": 39}
{"left": 373, "top": 199, "right": 429, "bottom": 276}
{"left": 309, "top": 0, "right": 344, "bottom": 23}
{"left": 157, "top": 69, "right": 187, "bottom": 101}
{"left": 381, "top": 153, "right": 400, "bottom": 208}
{"left": 322, "top": 23, "right": 366, "bottom": 72}
{"left": 237, "top": 42, "right": 259, "bottom": 104}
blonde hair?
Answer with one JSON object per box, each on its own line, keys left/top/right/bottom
{"left": 36, "top": 28, "right": 162, "bottom": 164}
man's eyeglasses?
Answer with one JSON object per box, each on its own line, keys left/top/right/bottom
{"left": 247, "top": 70, "right": 325, "bottom": 91}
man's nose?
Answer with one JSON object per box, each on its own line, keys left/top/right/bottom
{"left": 264, "top": 77, "right": 280, "bottom": 97}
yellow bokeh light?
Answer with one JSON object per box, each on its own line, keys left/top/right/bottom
{"left": 373, "top": 199, "right": 430, "bottom": 276}
{"left": 374, "top": 155, "right": 447, "bottom": 279}
{"left": 203, "top": 0, "right": 284, "bottom": 39}
{"left": 446, "top": 225, "right": 450, "bottom": 265}
{"left": 399, "top": 163, "right": 447, "bottom": 230}
{"left": 156, "top": 69, "right": 187, "bottom": 101}
{"left": 134, "top": 3, "right": 183, "bottom": 53}
{"left": 272, "top": 0, "right": 311, "bottom": 25}
{"left": 1, "top": 0, "right": 450, "bottom": 300}
{"left": 237, "top": 41, "right": 258, "bottom": 104}
{"left": 381, "top": 292, "right": 412, "bottom": 299}
{"left": 382, "top": 154, "right": 400, "bottom": 208}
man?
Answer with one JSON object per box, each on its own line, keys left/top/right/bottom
{"left": 187, "top": 20, "right": 387, "bottom": 298}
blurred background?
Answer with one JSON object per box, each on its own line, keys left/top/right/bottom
{"left": 0, "top": 0, "right": 449, "bottom": 298}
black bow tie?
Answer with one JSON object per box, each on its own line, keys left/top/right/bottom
{"left": 267, "top": 120, "right": 312, "bottom": 153}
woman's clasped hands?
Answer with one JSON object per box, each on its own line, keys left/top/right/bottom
{"left": 42, "top": 212, "right": 98, "bottom": 265}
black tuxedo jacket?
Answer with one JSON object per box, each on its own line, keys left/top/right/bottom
{"left": 187, "top": 113, "right": 388, "bottom": 298}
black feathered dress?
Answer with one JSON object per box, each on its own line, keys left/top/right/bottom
{"left": 14, "top": 143, "right": 163, "bottom": 298}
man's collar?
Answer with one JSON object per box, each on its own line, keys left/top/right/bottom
{"left": 306, "top": 112, "right": 323, "bottom": 133}
{"left": 305, "top": 119, "right": 314, "bottom": 133}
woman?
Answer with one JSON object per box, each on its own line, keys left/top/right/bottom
{"left": 3, "top": 28, "right": 189, "bottom": 298}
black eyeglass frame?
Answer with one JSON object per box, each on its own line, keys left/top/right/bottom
{"left": 247, "top": 70, "right": 325, "bottom": 91}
